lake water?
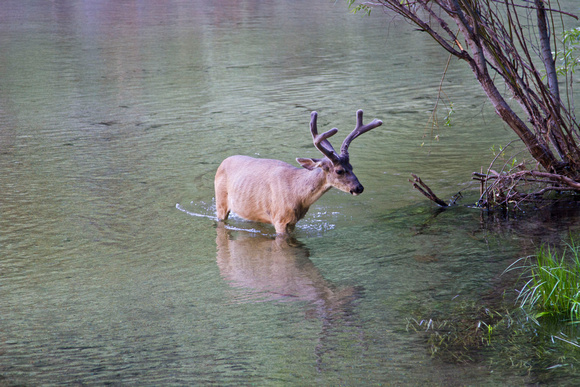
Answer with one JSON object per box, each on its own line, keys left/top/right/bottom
{"left": 2, "top": 0, "right": 580, "bottom": 385}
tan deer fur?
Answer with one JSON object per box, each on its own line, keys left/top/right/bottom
{"left": 214, "top": 109, "right": 382, "bottom": 234}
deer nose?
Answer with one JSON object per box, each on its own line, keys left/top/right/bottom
{"left": 351, "top": 184, "right": 364, "bottom": 195}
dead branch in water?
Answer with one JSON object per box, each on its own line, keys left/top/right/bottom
{"left": 410, "top": 174, "right": 449, "bottom": 207}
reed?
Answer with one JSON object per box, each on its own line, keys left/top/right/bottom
{"left": 512, "top": 241, "right": 580, "bottom": 322}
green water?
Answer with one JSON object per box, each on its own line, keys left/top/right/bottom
{"left": 2, "top": 0, "right": 580, "bottom": 385}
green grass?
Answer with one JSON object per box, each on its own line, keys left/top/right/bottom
{"left": 509, "top": 241, "right": 580, "bottom": 322}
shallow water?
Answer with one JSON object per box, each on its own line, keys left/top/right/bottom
{"left": 2, "top": 0, "right": 580, "bottom": 385}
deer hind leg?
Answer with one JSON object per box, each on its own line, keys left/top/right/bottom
{"left": 216, "top": 203, "right": 230, "bottom": 221}
{"left": 214, "top": 176, "right": 230, "bottom": 221}
{"left": 215, "top": 191, "right": 229, "bottom": 221}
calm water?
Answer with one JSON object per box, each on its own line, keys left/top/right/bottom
{"left": 2, "top": 0, "right": 580, "bottom": 385}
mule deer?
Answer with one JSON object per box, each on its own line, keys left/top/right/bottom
{"left": 214, "top": 109, "right": 382, "bottom": 234}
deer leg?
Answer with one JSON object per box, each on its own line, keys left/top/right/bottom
{"left": 274, "top": 221, "right": 295, "bottom": 235}
{"left": 215, "top": 196, "right": 230, "bottom": 221}
{"left": 214, "top": 186, "right": 230, "bottom": 221}
{"left": 214, "top": 167, "right": 230, "bottom": 221}
{"left": 274, "top": 223, "right": 288, "bottom": 235}
{"left": 217, "top": 207, "right": 230, "bottom": 221}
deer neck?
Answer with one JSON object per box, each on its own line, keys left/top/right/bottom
{"left": 298, "top": 168, "right": 332, "bottom": 208}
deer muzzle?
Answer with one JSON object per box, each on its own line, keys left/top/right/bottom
{"left": 350, "top": 184, "right": 364, "bottom": 196}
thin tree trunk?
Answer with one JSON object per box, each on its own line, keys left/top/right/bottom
{"left": 535, "top": 0, "right": 569, "bottom": 160}
{"left": 536, "top": 0, "right": 560, "bottom": 105}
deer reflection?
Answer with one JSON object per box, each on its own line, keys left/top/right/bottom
{"left": 215, "top": 225, "right": 360, "bottom": 321}
{"left": 215, "top": 226, "right": 364, "bottom": 371}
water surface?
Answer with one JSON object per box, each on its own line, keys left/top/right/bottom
{"left": 2, "top": 0, "right": 580, "bottom": 385}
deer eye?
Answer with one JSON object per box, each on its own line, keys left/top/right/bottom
{"left": 336, "top": 169, "right": 344, "bottom": 175}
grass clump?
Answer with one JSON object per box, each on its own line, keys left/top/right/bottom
{"left": 511, "top": 241, "right": 580, "bottom": 322}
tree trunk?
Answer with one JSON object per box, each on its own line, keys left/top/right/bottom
{"left": 536, "top": 0, "right": 560, "bottom": 106}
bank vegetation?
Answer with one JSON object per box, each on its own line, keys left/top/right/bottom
{"left": 350, "top": 0, "right": 580, "bottom": 210}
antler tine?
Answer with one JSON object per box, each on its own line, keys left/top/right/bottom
{"left": 310, "top": 111, "right": 340, "bottom": 162}
{"left": 340, "top": 109, "right": 383, "bottom": 157}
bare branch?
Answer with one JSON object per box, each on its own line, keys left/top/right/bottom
{"left": 410, "top": 173, "right": 449, "bottom": 207}
{"left": 488, "top": 0, "right": 579, "bottom": 20}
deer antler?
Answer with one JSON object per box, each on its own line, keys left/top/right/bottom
{"left": 310, "top": 111, "right": 340, "bottom": 163}
{"left": 340, "top": 110, "right": 383, "bottom": 159}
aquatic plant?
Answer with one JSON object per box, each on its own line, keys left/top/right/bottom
{"left": 406, "top": 300, "right": 508, "bottom": 363}
{"left": 511, "top": 241, "right": 580, "bottom": 322}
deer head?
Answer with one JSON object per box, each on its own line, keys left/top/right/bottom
{"left": 297, "top": 109, "right": 383, "bottom": 195}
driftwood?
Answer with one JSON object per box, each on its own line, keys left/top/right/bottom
{"left": 410, "top": 174, "right": 448, "bottom": 207}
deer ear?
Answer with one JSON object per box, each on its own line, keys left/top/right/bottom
{"left": 296, "top": 158, "right": 320, "bottom": 170}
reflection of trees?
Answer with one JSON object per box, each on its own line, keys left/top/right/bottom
{"left": 215, "top": 226, "right": 362, "bottom": 369}
{"left": 477, "top": 203, "right": 580, "bottom": 252}
{"left": 413, "top": 203, "right": 580, "bottom": 254}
